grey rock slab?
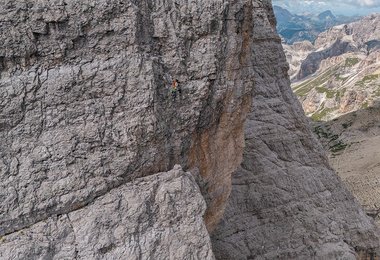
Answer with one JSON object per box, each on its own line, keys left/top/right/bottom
{"left": 0, "top": 165, "right": 215, "bottom": 260}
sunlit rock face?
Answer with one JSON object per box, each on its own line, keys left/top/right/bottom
{"left": 0, "top": 166, "right": 215, "bottom": 260}
{"left": 0, "top": 0, "right": 256, "bottom": 258}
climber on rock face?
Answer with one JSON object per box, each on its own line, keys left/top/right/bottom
{"left": 171, "top": 79, "right": 178, "bottom": 100}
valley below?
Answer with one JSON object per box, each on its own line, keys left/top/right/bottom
{"left": 288, "top": 14, "right": 380, "bottom": 121}
{"left": 285, "top": 12, "right": 380, "bottom": 226}
{"left": 314, "top": 106, "right": 380, "bottom": 224}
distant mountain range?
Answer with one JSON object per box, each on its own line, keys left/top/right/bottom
{"left": 287, "top": 14, "right": 380, "bottom": 121}
{"left": 274, "top": 6, "right": 358, "bottom": 44}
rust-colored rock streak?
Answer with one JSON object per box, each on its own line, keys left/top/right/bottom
{"left": 189, "top": 0, "right": 255, "bottom": 231}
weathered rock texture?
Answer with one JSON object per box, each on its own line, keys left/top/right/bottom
{"left": 0, "top": 166, "right": 215, "bottom": 260}
{"left": 212, "top": 1, "right": 380, "bottom": 259}
{"left": 0, "top": 0, "right": 255, "bottom": 244}
{"left": 1, "top": 0, "right": 380, "bottom": 259}
{"left": 0, "top": 0, "right": 260, "bottom": 258}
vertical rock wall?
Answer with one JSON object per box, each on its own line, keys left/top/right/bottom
{"left": 0, "top": 0, "right": 254, "bottom": 241}
{"left": 212, "top": 1, "right": 380, "bottom": 259}
{"left": 1, "top": 0, "right": 378, "bottom": 259}
{"left": 0, "top": 0, "right": 258, "bottom": 258}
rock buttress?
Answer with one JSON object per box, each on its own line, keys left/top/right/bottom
{"left": 212, "top": 0, "right": 380, "bottom": 259}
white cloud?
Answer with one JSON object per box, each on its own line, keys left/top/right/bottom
{"left": 274, "top": 0, "right": 380, "bottom": 7}
{"left": 272, "top": 0, "right": 380, "bottom": 15}
{"left": 345, "top": 0, "right": 380, "bottom": 6}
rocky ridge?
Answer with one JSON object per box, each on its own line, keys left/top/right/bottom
{"left": 283, "top": 40, "right": 315, "bottom": 79}
{"left": 274, "top": 5, "right": 357, "bottom": 44}
{"left": 287, "top": 14, "right": 380, "bottom": 121}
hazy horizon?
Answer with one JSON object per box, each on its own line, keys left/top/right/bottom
{"left": 273, "top": 0, "right": 380, "bottom": 16}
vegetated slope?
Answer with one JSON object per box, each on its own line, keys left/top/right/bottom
{"left": 211, "top": 2, "right": 380, "bottom": 259}
{"left": 274, "top": 5, "right": 357, "bottom": 44}
{"left": 314, "top": 104, "right": 380, "bottom": 226}
{"left": 289, "top": 14, "right": 380, "bottom": 121}
{"left": 0, "top": 0, "right": 255, "bottom": 258}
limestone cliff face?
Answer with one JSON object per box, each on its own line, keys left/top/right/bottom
{"left": 0, "top": 0, "right": 254, "bottom": 258}
{"left": 211, "top": 1, "right": 380, "bottom": 259}
{"left": 1, "top": 0, "right": 379, "bottom": 259}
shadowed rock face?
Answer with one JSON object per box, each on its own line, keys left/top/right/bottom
{"left": 211, "top": 1, "right": 380, "bottom": 259}
{"left": 0, "top": 0, "right": 255, "bottom": 242}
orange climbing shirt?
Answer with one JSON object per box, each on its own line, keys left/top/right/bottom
{"left": 172, "top": 80, "right": 178, "bottom": 90}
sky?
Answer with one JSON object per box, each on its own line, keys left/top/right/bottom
{"left": 272, "top": 0, "right": 380, "bottom": 16}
